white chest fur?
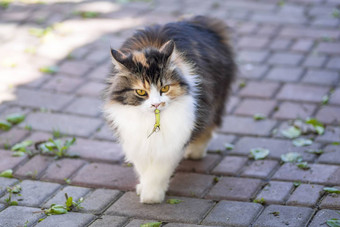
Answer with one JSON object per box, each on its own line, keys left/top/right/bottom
{"left": 104, "top": 95, "right": 196, "bottom": 164}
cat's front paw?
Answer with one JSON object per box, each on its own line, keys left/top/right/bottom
{"left": 140, "top": 187, "right": 165, "bottom": 204}
{"left": 136, "top": 183, "right": 142, "bottom": 196}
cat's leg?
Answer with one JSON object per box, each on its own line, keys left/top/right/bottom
{"left": 184, "top": 126, "right": 215, "bottom": 159}
{"left": 138, "top": 158, "right": 179, "bottom": 204}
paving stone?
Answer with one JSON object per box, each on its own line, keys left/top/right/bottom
{"left": 291, "top": 39, "right": 314, "bottom": 52}
{"left": 302, "top": 55, "right": 327, "bottom": 68}
{"left": 106, "top": 192, "right": 214, "bottom": 224}
{"left": 88, "top": 63, "right": 110, "bottom": 81}
{"left": 206, "top": 177, "right": 262, "bottom": 201}
{"left": 237, "top": 22, "right": 258, "bottom": 35}
{"left": 318, "top": 145, "right": 340, "bottom": 165}
{"left": 269, "top": 38, "right": 292, "bottom": 50}
{"left": 69, "top": 138, "right": 124, "bottom": 163}
{"left": 330, "top": 88, "right": 340, "bottom": 105}
{"left": 0, "top": 149, "right": 26, "bottom": 172}
{"left": 234, "top": 99, "right": 276, "bottom": 117}
{"left": 273, "top": 101, "right": 316, "bottom": 120}
{"left": 23, "top": 112, "right": 102, "bottom": 137}
{"left": 89, "top": 215, "right": 128, "bottom": 227}
{"left": 286, "top": 184, "right": 324, "bottom": 207}
{"left": 0, "top": 180, "right": 60, "bottom": 206}
{"left": 41, "top": 159, "right": 85, "bottom": 184}
{"left": 14, "top": 88, "right": 73, "bottom": 110}
{"left": 257, "top": 24, "right": 279, "bottom": 36}
{"left": 309, "top": 209, "right": 340, "bottom": 227}
{"left": 273, "top": 163, "right": 340, "bottom": 184}
{"left": 59, "top": 60, "right": 94, "bottom": 77}
{"left": 82, "top": 188, "right": 121, "bottom": 214}
{"left": 232, "top": 137, "right": 318, "bottom": 161}
{"left": 43, "top": 185, "right": 90, "bottom": 208}
{"left": 225, "top": 96, "right": 239, "bottom": 114}
{"left": 253, "top": 205, "right": 313, "bottom": 227}
{"left": 0, "top": 206, "right": 44, "bottom": 227}
{"left": 202, "top": 200, "right": 263, "bottom": 227}
{"left": 320, "top": 190, "right": 340, "bottom": 209}
{"left": 41, "top": 75, "right": 84, "bottom": 93}
{"left": 85, "top": 49, "right": 109, "bottom": 63}
{"left": 0, "top": 203, "right": 4, "bottom": 211}
{"left": 76, "top": 81, "right": 106, "bottom": 97}
{"left": 64, "top": 97, "right": 102, "bottom": 117}
{"left": 238, "top": 64, "right": 267, "bottom": 79}
{"left": 238, "top": 36, "right": 269, "bottom": 49}
{"left": 267, "top": 52, "right": 304, "bottom": 66}
{"left": 0, "top": 128, "right": 29, "bottom": 148}
{"left": 277, "top": 84, "right": 329, "bottom": 102}
{"left": 93, "top": 124, "right": 117, "bottom": 141}
{"left": 212, "top": 156, "right": 248, "bottom": 176}
{"left": 125, "top": 219, "right": 163, "bottom": 227}
{"left": 238, "top": 81, "right": 280, "bottom": 99}
{"left": 241, "top": 160, "right": 279, "bottom": 178}
{"left": 0, "top": 178, "right": 18, "bottom": 196}
{"left": 255, "top": 181, "right": 294, "bottom": 204}
{"left": 316, "top": 126, "right": 340, "bottom": 143}
{"left": 280, "top": 27, "right": 340, "bottom": 39}
{"left": 316, "top": 106, "right": 340, "bottom": 124}
{"left": 220, "top": 116, "right": 276, "bottom": 136}
{"left": 15, "top": 155, "right": 52, "bottom": 179}
{"left": 23, "top": 131, "right": 52, "bottom": 142}
{"left": 72, "top": 163, "right": 137, "bottom": 191}
{"left": 207, "top": 134, "right": 236, "bottom": 152}
{"left": 302, "top": 69, "right": 339, "bottom": 85}
{"left": 168, "top": 173, "right": 215, "bottom": 198}
{"left": 36, "top": 212, "right": 95, "bottom": 227}
{"left": 266, "top": 67, "right": 303, "bottom": 82}
{"left": 238, "top": 50, "right": 269, "bottom": 63}
{"left": 316, "top": 42, "right": 340, "bottom": 55}
{"left": 326, "top": 57, "right": 340, "bottom": 70}
{"left": 177, "top": 154, "right": 221, "bottom": 174}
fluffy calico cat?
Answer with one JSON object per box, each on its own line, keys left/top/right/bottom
{"left": 103, "top": 16, "right": 235, "bottom": 203}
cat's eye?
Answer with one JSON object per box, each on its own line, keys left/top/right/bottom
{"left": 136, "top": 89, "right": 147, "bottom": 96}
{"left": 161, "top": 85, "right": 170, "bottom": 93}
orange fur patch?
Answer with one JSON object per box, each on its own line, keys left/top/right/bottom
{"left": 167, "top": 83, "right": 187, "bottom": 99}
{"left": 132, "top": 52, "right": 149, "bottom": 68}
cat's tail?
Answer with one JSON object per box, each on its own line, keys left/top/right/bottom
{"left": 186, "top": 16, "right": 231, "bottom": 46}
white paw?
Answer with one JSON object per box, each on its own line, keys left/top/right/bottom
{"left": 140, "top": 187, "right": 165, "bottom": 204}
{"left": 136, "top": 183, "right": 142, "bottom": 196}
{"left": 184, "top": 150, "right": 206, "bottom": 160}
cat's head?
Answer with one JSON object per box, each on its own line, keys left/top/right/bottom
{"left": 106, "top": 40, "right": 191, "bottom": 112}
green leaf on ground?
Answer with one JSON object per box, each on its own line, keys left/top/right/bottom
{"left": 0, "top": 121, "right": 12, "bottom": 131}
{"left": 327, "top": 218, "right": 340, "bottom": 227}
{"left": 0, "top": 0, "right": 12, "bottom": 9}
{"left": 29, "top": 27, "right": 53, "bottom": 38}
{"left": 323, "top": 187, "right": 340, "bottom": 194}
{"left": 332, "top": 9, "right": 340, "bottom": 18}
{"left": 0, "top": 169, "right": 13, "bottom": 178}
{"left": 38, "top": 137, "right": 76, "bottom": 159}
{"left": 166, "top": 199, "right": 182, "bottom": 204}
{"left": 239, "top": 81, "right": 247, "bottom": 88}
{"left": 140, "top": 222, "right": 162, "bottom": 227}
{"left": 11, "top": 140, "right": 32, "bottom": 151}
{"left": 64, "top": 178, "right": 71, "bottom": 184}
{"left": 249, "top": 148, "right": 269, "bottom": 160}
{"left": 253, "top": 198, "right": 266, "bottom": 204}
{"left": 73, "top": 11, "right": 100, "bottom": 18}
{"left": 331, "top": 142, "right": 340, "bottom": 146}
{"left": 305, "top": 118, "right": 324, "bottom": 135}
{"left": 305, "top": 149, "right": 324, "bottom": 155}
{"left": 322, "top": 95, "right": 329, "bottom": 105}
{"left": 281, "top": 152, "right": 303, "bottom": 163}
{"left": 292, "top": 138, "right": 313, "bottom": 147}
{"left": 293, "top": 181, "right": 301, "bottom": 187}
{"left": 296, "top": 162, "right": 310, "bottom": 170}
{"left": 281, "top": 127, "right": 301, "bottom": 139}
{"left": 39, "top": 66, "right": 59, "bottom": 74}
{"left": 6, "top": 113, "right": 25, "bottom": 124}
{"left": 225, "top": 143, "right": 234, "bottom": 150}
{"left": 253, "top": 113, "right": 266, "bottom": 121}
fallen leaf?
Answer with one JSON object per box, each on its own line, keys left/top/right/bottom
{"left": 305, "top": 149, "right": 324, "bottom": 155}
{"left": 249, "top": 148, "right": 270, "bottom": 160}
{"left": 327, "top": 218, "right": 340, "bottom": 227}
{"left": 140, "top": 222, "right": 162, "bottom": 227}
{"left": 253, "top": 114, "right": 266, "bottom": 121}
{"left": 281, "top": 127, "right": 301, "bottom": 139}
{"left": 224, "top": 143, "right": 234, "bottom": 150}
{"left": 6, "top": 113, "right": 25, "bottom": 124}
{"left": 166, "top": 199, "right": 182, "bottom": 204}
{"left": 296, "top": 162, "right": 310, "bottom": 170}
{"left": 281, "top": 152, "right": 303, "bottom": 163}
{"left": 323, "top": 187, "right": 340, "bottom": 194}
{"left": 0, "top": 121, "right": 12, "bottom": 131}
{"left": 292, "top": 138, "right": 313, "bottom": 147}
{"left": 0, "top": 169, "right": 13, "bottom": 178}
{"left": 39, "top": 66, "right": 59, "bottom": 74}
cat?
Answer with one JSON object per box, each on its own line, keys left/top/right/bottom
{"left": 103, "top": 16, "right": 235, "bottom": 204}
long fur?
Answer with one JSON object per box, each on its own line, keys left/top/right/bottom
{"left": 103, "top": 16, "right": 235, "bottom": 203}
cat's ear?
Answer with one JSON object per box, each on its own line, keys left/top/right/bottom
{"left": 159, "top": 40, "right": 175, "bottom": 60}
{"left": 110, "top": 48, "right": 129, "bottom": 69}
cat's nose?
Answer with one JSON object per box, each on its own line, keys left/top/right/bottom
{"left": 151, "top": 103, "right": 162, "bottom": 109}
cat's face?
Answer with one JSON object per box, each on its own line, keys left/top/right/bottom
{"left": 108, "top": 41, "right": 190, "bottom": 113}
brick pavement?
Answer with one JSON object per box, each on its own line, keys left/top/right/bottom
{"left": 0, "top": 0, "right": 340, "bottom": 226}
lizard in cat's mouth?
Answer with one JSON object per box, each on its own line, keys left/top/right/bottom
{"left": 148, "top": 109, "right": 160, "bottom": 138}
